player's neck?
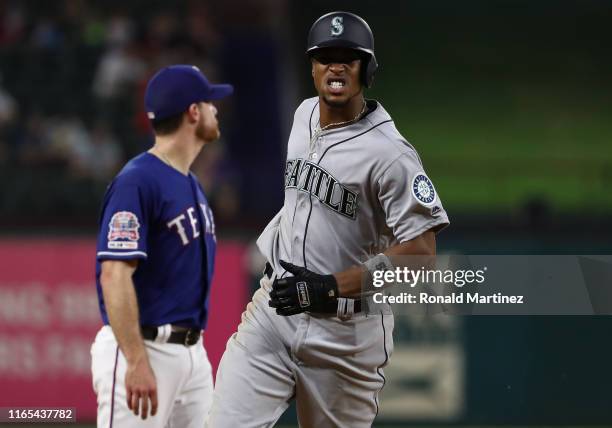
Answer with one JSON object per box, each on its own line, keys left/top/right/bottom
{"left": 319, "top": 95, "right": 366, "bottom": 129}
{"left": 150, "top": 133, "right": 204, "bottom": 176}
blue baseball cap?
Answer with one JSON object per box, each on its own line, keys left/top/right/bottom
{"left": 144, "top": 65, "right": 234, "bottom": 121}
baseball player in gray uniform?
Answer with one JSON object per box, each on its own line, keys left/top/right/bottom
{"left": 207, "top": 11, "right": 449, "bottom": 428}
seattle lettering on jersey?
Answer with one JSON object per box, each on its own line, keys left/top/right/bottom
{"left": 284, "top": 158, "right": 358, "bottom": 220}
{"left": 167, "top": 203, "right": 216, "bottom": 245}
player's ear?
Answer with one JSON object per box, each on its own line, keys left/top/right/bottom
{"left": 186, "top": 103, "right": 199, "bottom": 124}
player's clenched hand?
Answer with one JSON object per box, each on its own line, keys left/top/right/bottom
{"left": 269, "top": 260, "right": 339, "bottom": 316}
{"left": 125, "top": 355, "right": 158, "bottom": 420}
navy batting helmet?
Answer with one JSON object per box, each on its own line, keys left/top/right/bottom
{"left": 306, "top": 11, "right": 378, "bottom": 88}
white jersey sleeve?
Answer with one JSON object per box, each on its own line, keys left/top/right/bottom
{"left": 376, "top": 150, "right": 449, "bottom": 243}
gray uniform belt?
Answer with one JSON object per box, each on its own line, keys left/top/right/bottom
{"left": 141, "top": 325, "right": 201, "bottom": 346}
{"left": 264, "top": 263, "right": 363, "bottom": 315}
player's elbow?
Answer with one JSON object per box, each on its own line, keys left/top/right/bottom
{"left": 398, "top": 230, "right": 436, "bottom": 256}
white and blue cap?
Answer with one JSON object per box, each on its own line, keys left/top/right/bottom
{"left": 144, "top": 65, "right": 234, "bottom": 121}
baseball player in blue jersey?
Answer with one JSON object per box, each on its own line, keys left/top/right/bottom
{"left": 91, "top": 65, "right": 232, "bottom": 427}
{"left": 207, "top": 12, "right": 449, "bottom": 427}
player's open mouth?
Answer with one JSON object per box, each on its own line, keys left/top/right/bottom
{"left": 327, "top": 78, "right": 346, "bottom": 93}
{"left": 328, "top": 79, "right": 345, "bottom": 87}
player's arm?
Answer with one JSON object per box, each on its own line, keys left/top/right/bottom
{"left": 100, "top": 259, "right": 158, "bottom": 420}
{"left": 270, "top": 232, "right": 436, "bottom": 314}
{"left": 332, "top": 151, "right": 449, "bottom": 296}
{"left": 334, "top": 230, "right": 436, "bottom": 296}
{"left": 270, "top": 150, "right": 448, "bottom": 315}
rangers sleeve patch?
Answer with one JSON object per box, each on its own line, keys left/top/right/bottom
{"left": 107, "top": 211, "right": 141, "bottom": 249}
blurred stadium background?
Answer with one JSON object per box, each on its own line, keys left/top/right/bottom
{"left": 1, "top": 0, "right": 611, "bottom": 426}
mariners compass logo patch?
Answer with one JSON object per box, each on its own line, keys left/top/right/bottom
{"left": 331, "top": 16, "right": 344, "bottom": 36}
{"left": 412, "top": 173, "right": 437, "bottom": 206}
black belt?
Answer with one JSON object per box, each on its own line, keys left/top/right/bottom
{"left": 318, "top": 299, "right": 363, "bottom": 314}
{"left": 265, "top": 263, "right": 363, "bottom": 314}
{"left": 141, "top": 326, "right": 201, "bottom": 346}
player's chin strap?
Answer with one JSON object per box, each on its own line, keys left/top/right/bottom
{"left": 336, "top": 297, "right": 356, "bottom": 320}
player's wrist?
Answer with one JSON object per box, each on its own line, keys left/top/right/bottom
{"left": 361, "top": 253, "right": 394, "bottom": 290}
{"left": 333, "top": 265, "right": 363, "bottom": 296}
{"left": 313, "top": 275, "right": 339, "bottom": 304}
{"left": 124, "top": 345, "right": 149, "bottom": 366}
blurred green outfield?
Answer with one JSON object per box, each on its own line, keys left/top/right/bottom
{"left": 378, "top": 75, "right": 612, "bottom": 214}
{"left": 297, "top": 2, "right": 612, "bottom": 216}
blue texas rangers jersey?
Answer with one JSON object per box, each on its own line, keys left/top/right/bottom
{"left": 95, "top": 152, "right": 216, "bottom": 329}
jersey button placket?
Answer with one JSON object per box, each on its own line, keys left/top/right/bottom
{"left": 309, "top": 136, "right": 323, "bottom": 160}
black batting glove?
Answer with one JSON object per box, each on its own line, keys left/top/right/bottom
{"left": 269, "top": 260, "right": 339, "bottom": 316}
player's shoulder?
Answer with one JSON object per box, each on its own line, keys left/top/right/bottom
{"left": 112, "top": 152, "right": 158, "bottom": 188}
{"left": 294, "top": 96, "right": 320, "bottom": 120}
{"left": 363, "top": 100, "right": 420, "bottom": 161}
{"left": 295, "top": 96, "right": 319, "bottom": 112}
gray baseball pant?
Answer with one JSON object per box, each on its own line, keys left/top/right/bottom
{"left": 205, "top": 275, "right": 394, "bottom": 428}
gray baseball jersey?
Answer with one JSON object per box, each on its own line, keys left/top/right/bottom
{"left": 257, "top": 97, "right": 449, "bottom": 276}
{"left": 207, "top": 98, "right": 450, "bottom": 428}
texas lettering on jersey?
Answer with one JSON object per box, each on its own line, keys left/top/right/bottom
{"left": 167, "top": 203, "right": 216, "bottom": 245}
{"left": 284, "top": 158, "right": 358, "bottom": 220}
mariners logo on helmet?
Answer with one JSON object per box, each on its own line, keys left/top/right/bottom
{"left": 307, "top": 12, "right": 378, "bottom": 87}
{"left": 412, "top": 173, "right": 437, "bottom": 206}
{"left": 330, "top": 16, "right": 344, "bottom": 36}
